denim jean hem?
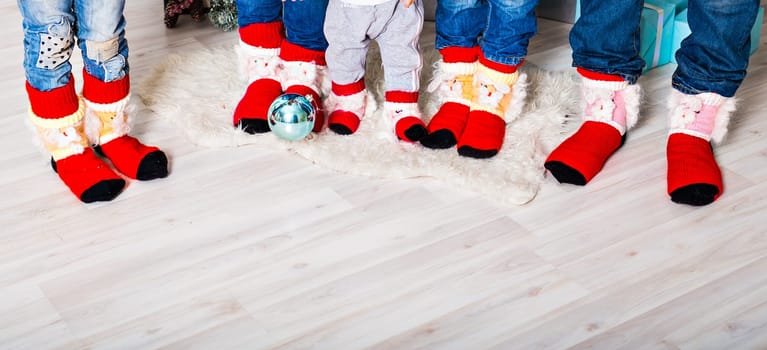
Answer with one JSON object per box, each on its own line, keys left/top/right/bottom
{"left": 671, "top": 78, "right": 737, "bottom": 98}
{"left": 481, "top": 51, "right": 525, "bottom": 67}
{"left": 572, "top": 64, "right": 640, "bottom": 85}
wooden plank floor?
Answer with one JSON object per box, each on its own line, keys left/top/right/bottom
{"left": 1, "top": 1, "right": 766, "bottom": 349}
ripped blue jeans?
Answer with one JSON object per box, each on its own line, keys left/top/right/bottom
{"left": 18, "top": 0, "right": 129, "bottom": 91}
{"left": 435, "top": 0, "right": 540, "bottom": 66}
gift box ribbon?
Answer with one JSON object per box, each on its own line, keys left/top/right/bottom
{"left": 644, "top": 3, "right": 665, "bottom": 68}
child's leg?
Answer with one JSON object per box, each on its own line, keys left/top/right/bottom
{"left": 232, "top": 0, "right": 284, "bottom": 133}
{"left": 324, "top": 0, "right": 372, "bottom": 136}
{"left": 19, "top": 0, "right": 125, "bottom": 203}
{"left": 545, "top": 0, "right": 644, "bottom": 183}
{"left": 281, "top": 0, "right": 329, "bottom": 132}
{"left": 376, "top": 0, "right": 427, "bottom": 142}
{"left": 76, "top": 0, "right": 168, "bottom": 181}
{"left": 421, "top": 0, "right": 486, "bottom": 149}
{"left": 458, "top": 0, "right": 536, "bottom": 159}
{"left": 665, "top": 0, "right": 759, "bottom": 206}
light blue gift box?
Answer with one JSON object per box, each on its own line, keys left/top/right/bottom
{"left": 641, "top": 0, "right": 676, "bottom": 72}
{"left": 751, "top": 7, "right": 764, "bottom": 54}
{"left": 671, "top": 6, "right": 764, "bottom": 64}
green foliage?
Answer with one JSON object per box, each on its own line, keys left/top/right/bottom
{"left": 209, "top": 0, "right": 238, "bottom": 31}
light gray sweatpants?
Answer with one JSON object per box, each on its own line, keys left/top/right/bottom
{"left": 324, "top": 0, "right": 424, "bottom": 93}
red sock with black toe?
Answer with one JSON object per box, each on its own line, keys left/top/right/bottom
{"left": 83, "top": 71, "right": 168, "bottom": 181}
{"left": 328, "top": 79, "right": 367, "bottom": 135}
{"left": 421, "top": 46, "right": 478, "bottom": 149}
{"left": 666, "top": 90, "right": 734, "bottom": 206}
{"left": 545, "top": 68, "right": 641, "bottom": 184}
{"left": 27, "top": 77, "right": 125, "bottom": 203}
{"left": 458, "top": 56, "right": 524, "bottom": 159}
{"left": 233, "top": 21, "right": 284, "bottom": 133}
{"left": 667, "top": 134, "right": 722, "bottom": 206}
{"left": 280, "top": 42, "right": 327, "bottom": 132}
{"left": 385, "top": 91, "right": 426, "bottom": 142}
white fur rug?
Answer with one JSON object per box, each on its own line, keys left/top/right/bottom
{"left": 137, "top": 44, "right": 580, "bottom": 205}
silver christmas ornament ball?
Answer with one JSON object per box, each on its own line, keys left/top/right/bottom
{"left": 267, "top": 93, "right": 316, "bottom": 141}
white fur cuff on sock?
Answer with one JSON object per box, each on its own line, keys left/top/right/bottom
{"left": 503, "top": 72, "right": 528, "bottom": 123}
{"left": 668, "top": 89, "right": 736, "bottom": 144}
{"left": 582, "top": 77, "right": 629, "bottom": 91}
{"left": 581, "top": 81, "right": 641, "bottom": 134}
{"left": 437, "top": 60, "right": 478, "bottom": 76}
{"left": 282, "top": 60, "right": 321, "bottom": 91}
{"left": 28, "top": 99, "right": 88, "bottom": 161}
{"left": 83, "top": 95, "right": 131, "bottom": 145}
{"left": 237, "top": 42, "right": 282, "bottom": 84}
{"left": 331, "top": 90, "right": 367, "bottom": 118}
{"left": 384, "top": 101, "right": 422, "bottom": 124}
{"left": 238, "top": 41, "right": 280, "bottom": 58}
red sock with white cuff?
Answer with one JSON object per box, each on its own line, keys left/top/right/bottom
{"left": 421, "top": 46, "right": 479, "bottom": 149}
{"left": 666, "top": 90, "right": 734, "bottom": 206}
{"left": 328, "top": 79, "right": 367, "bottom": 135}
{"left": 280, "top": 41, "right": 327, "bottom": 132}
{"left": 27, "top": 77, "right": 125, "bottom": 203}
{"left": 82, "top": 71, "right": 168, "bottom": 181}
{"left": 545, "top": 68, "right": 640, "bottom": 184}
{"left": 233, "top": 21, "right": 284, "bottom": 134}
{"left": 457, "top": 55, "right": 522, "bottom": 159}
{"left": 385, "top": 90, "right": 426, "bottom": 142}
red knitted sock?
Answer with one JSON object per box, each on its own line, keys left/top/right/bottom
{"left": 328, "top": 79, "right": 366, "bottom": 135}
{"left": 667, "top": 134, "right": 722, "bottom": 206}
{"left": 385, "top": 91, "right": 426, "bottom": 142}
{"left": 53, "top": 148, "right": 127, "bottom": 203}
{"left": 27, "top": 78, "right": 125, "bottom": 202}
{"left": 233, "top": 21, "right": 284, "bottom": 133}
{"left": 457, "top": 110, "right": 506, "bottom": 158}
{"left": 457, "top": 57, "right": 521, "bottom": 159}
{"left": 280, "top": 41, "right": 326, "bottom": 132}
{"left": 666, "top": 91, "right": 732, "bottom": 206}
{"left": 421, "top": 46, "right": 478, "bottom": 149}
{"left": 83, "top": 71, "right": 168, "bottom": 181}
{"left": 545, "top": 121, "right": 624, "bottom": 185}
{"left": 545, "top": 68, "right": 639, "bottom": 184}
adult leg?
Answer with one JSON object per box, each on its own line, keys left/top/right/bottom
{"left": 232, "top": 0, "right": 284, "bottom": 133}
{"left": 666, "top": 0, "right": 759, "bottom": 205}
{"left": 281, "top": 0, "right": 330, "bottom": 132}
{"left": 545, "top": 0, "right": 644, "bottom": 184}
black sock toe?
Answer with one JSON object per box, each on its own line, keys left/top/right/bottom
{"left": 80, "top": 179, "right": 126, "bottom": 203}
{"left": 420, "top": 130, "right": 457, "bottom": 149}
{"left": 136, "top": 151, "right": 169, "bottom": 181}
{"left": 670, "top": 184, "right": 719, "bottom": 206}
{"left": 237, "top": 119, "right": 270, "bottom": 134}
{"left": 403, "top": 124, "right": 427, "bottom": 142}
{"left": 457, "top": 146, "right": 498, "bottom": 159}
{"left": 329, "top": 123, "right": 354, "bottom": 135}
{"left": 544, "top": 161, "right": 587, "bottom": 186}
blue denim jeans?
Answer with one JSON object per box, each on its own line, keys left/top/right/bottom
{"left": 571, "top": 0, "right": 760, "bottom": 97}
{"left": 18, "top": 0, "right": 129, "bottom": 92}
{"left": 435, "top": 0, "right": 539, "bottom": 66}
{"left": 235, "top": 0, "right": 329, "bottom": 52}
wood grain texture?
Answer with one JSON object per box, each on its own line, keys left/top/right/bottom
{"left": 1, "top": 1, "right": 765, "bottom": 349}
